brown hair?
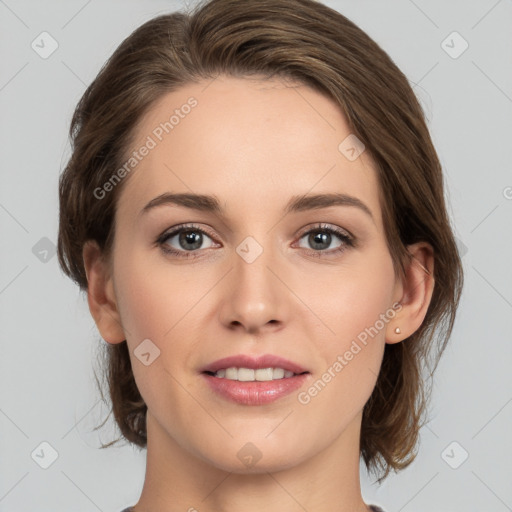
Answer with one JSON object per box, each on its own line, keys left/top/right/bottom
{"left": 57, "top": 0, "right": 463, "bottom": 483}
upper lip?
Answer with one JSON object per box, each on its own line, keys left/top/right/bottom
{"left": 200, "top": 354, "right": 309, "bottom": 374}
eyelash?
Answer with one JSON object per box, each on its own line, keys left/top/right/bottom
{"left": 156, "top": 223, "right": 355, "bottom": 259}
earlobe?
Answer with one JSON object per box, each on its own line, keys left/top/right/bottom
{"left": 82, "top": 240, "right": 126, "bottom": 344}
{"left": 386, "top": 242, "right": 435, "bottom": 344}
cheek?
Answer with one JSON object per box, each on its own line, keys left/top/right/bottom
{"left": 113, "top": 247, "right": 200, "bottom": 340}
{"left": 336, "top": 269, "right": 394, "bottom": 341}
{"left": 295, "top": 252, "right": 395, "bottom": 408}
{"left": 301, "top": 253, "right": 396, "bottom": 346}
{"left": 114, "top": 270, "right": 164, "bottom": 341}
{"left": 112, "top": 249, "right": 217, "bottom": 385}
{"left": 111, "top": 250, "right": 193, "bottom": 406}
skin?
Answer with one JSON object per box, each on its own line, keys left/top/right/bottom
{"left": 83, "top": 75, "right": 434, "bottom": 512}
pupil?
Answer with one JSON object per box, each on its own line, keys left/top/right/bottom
{"left": 180, "top": 230, "right": 202, "bottom": 250}
{"left": 310, "top": 231, "right": 330, "bottom": 250}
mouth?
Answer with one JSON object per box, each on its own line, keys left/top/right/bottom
{"left": 202, "top": 367, "right": 309, "bottom": 381}
{"left": 199, "top": 354, "right": 311, "bottom": 405}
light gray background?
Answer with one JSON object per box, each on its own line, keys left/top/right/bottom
{"left": 1, "top": 0, "right": 511, "bottom": 511}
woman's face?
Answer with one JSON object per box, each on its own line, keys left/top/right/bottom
{"left": 109, "top": 75, "right": 402, "bottom": 472}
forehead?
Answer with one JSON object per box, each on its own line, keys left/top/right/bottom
{"left": 116, "top": 75, "right": 381, "bottom": 224}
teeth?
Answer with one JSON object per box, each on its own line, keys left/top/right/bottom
{"left": 213, "top": 367, "right": 297, "bottom": 381}
{"left": 225, "top": 367, "right": 238, "bottom": 380}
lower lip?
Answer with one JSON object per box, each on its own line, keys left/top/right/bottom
{"left": 201, "top": 372, "right": 310, "bottom": 405}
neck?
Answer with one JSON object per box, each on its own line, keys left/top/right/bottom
{"left": 133, "top": 410, "right": 371, "bottom": 512}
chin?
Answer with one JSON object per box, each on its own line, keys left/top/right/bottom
{"left": 195, "top": 435, "right": 312, "bottom": 474}
{"left": 208, "top": 452, "right": 305, "bottom": 475}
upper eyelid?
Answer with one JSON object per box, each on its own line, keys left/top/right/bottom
{"left": 296, "top": 223, "right": 352, "bottom": 238}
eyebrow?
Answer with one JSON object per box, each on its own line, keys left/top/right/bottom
{"left": 139, "top": 192, "right": 374, "bottom": 221}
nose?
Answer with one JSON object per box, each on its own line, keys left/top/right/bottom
{"left": 217, "top": 239, "right": 289, "bottom": 335}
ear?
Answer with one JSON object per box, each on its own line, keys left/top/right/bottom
{"left": 386, "top": 242, "right": 435, "bottom": 344}
{"left": 82, "top": 240, "right": 126, "bottom": 344}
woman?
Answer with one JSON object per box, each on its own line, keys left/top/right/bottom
{"left": 57, "top": 0, "right": 463, "bottom": 510}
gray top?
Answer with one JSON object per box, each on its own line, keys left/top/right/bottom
{"left": 121, "top": 506, "right": 385, "bottom": 511}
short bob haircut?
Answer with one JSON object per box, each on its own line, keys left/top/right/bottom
{"left": 57, "top": 0, "right": 463, "bottom": 483}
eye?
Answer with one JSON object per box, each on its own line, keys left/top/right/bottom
{"left": 156, "top": 222, "right": 355, "bottom": 259}
{"left": 295, "top": 223, "right": 354, "bottom": 256}
{"left": 157, "top": 224, "right": 217, "bottom": 258}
